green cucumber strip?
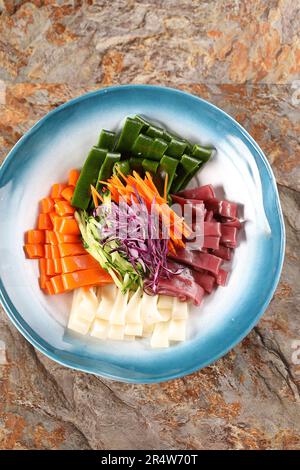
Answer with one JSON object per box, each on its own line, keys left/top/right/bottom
{"left": 159, "top": 155, "right": 179, "bottom": 194}
{"left": 97, "top": 130, "right": 116, "bottom": 151}
{"left": 72, "top": 147, "right": 108, "bottom": 210}
{"left": 148, "top": 138, "right": 168, "bottom": 161}
{"left": 98, "top": 152, "right": 121, "bottom": 186}
{"left": 185, "top": 140, "right": 193, "bottom": 154}
{"left": 113, "top": 160, "right": 131, "bottom": 176}
{"left": 134, "top": 115, "right": 150, "bottom": 132}
{"left": 178, "top": 161, "right": 204, "bottom": 191}
{"left": 171, "top": 154, "right": 199, "bottom": 193}
{"left": 132, "top": 134, "right": 153, "bottom": 158}
{"left": 142, "top": 159, "right": 160, "bottom": 173}
{"left": 192, "top": 144, "right": 214, "bottom": 161}
{"left": 162, "top": 129, "right": 178, "bottom": 142}
{"left": 167, "top": 138, "right": 187, "bottom": 159}
{"left": 129, "top": 157, "right": 144, "bottom": 173}
{"left": 116, "top": 118, "right": 144, "bottom": 153}
{"left": 145, "top": 124, "right": 164, "bottom": 139}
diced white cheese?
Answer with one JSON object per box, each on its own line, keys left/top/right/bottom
{"left": 125, "top": 323, "right": 143, "bottom": 336}
{"left": 168, "top": 319, "right": 186, "bottom": 342}
{"left": 78, "top": 290, "right": 98, "bottom": 323}
{"left": 125, "top": 288, "right": 142, "bottom": 323}
{"left": 90, "top": 319, "right": 108, "bottom": 339}
{"left": 108, "top": 324, "right": 125, "bottom": 340}
{"left": 109, "top": 289, "right": 129, "bottom": 325}
{"left": 150, "top": 322, "right": 170, "bottom": 348}
{"left": 124, "top": 335, "right": 135, "bottom": 341}
{"left": 97, "top": 284, "right": 117, "bottom": 320}
{"left": 68, "top": 288, "right": 97, "bottom": 334}
{"left": 142, "top": 294, "right": 161, "bottom": 324}
{"left": 70, "top": 288, "right": 84, "bottom": 316}
{"left": 158, "top": 308, "right": 172, "bottom": 322}
{"left": 172, "top": 297, "right": 189, "bottom": 320}
{"left": 141, "top": 322, "right": 154, "bottom": 337}
{"left": 68, "top": 316, "right": 91, "bottom": 335}
{"left": 157, "top": 295, "right": 174, "bottom": 310}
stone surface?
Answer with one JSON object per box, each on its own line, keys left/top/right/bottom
{"left": 0, "top": 0, "right": 299, "bottom": 450}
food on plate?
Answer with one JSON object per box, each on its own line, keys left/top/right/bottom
{"left": 23, "top": 115, "right": 242, "bottom": 348}
{"left": 68, "top": 286, "right": 188, "bottom": 348}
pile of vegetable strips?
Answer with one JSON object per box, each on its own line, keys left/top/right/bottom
{"left": 24, "top": 115, "right": 243, "bottom": 302}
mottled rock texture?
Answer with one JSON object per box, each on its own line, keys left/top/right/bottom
{"left": 0, "top": 0, "right": 299, "bottom": 450}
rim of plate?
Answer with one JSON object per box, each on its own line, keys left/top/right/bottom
{"left": 0, "top": 84, "right": 285, "bottom": 383}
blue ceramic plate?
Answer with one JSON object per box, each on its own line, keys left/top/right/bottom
{"left": 0, "top": 85, "right": 285, "bottom": 383}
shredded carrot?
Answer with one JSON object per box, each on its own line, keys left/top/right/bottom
{"left": 115, "top": 167, "right": 129, "bottom": 184}
{"left": 163, "top": 173, "right": 168, "bottom": 201}
{"left": 104, "top": 170, "right": 191, "bottom": 247}
{"left": 167, "top": 240, "right": 177, "bottom": 255}
{"left": 91, "top": 185, "right": 99, "bottom": 208}
{"left": 90, "top": 185, "right": 103, "bottom": 207}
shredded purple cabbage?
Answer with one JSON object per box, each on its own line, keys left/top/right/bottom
{"left": 96, "top": 193, "right": 178, "bottom": 294}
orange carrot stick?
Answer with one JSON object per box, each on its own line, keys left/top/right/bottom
{"left": 50, "top": 275, "right": 65, "bottom": 294}
{"left": 61, "top": 254, "right": 99, "bottom": 273}
{"left": 37, "top": 213, "right": 52, "bottom": 230}
{"left": 61, "top": 268, "right": 112, "bottom": 291}
{"left": 45, "top": 231, "right": 58, "bottom": 245}
{"left": 25, "top": 230, "right": 45, "bottom": 244}
{"left": 39, "top": 258, "right": 47, "bottom": 275}
{"left": 61, "top": 186, "right": 74, "bottom": 203}
{"left": 55, "top": 233, "right": 80, "bottom": 244}
{"left": 58, "top": 243, "right": 87, "bottom": 257}
{"left": 44, "top": 245, "right": 60, "bottom": 259}
{"left": 45, "top": 259, "right": 56, "bottom": 276}
{"left": 45, "top": 280, "right": 55, "bottom": 295}
{"left": 51, "top": 183, "right": 67, "bottom": 199}
{"left": 24, "top": 244, "right": 44, "bottom": 259}
{"left": 54, "top": 200, "right": 75, "bottom": 216}
{"left": 39, "top": 274, "right": 49, "bottom": 290}
{"left": 56, "top": 218, "right": 80, "bottom": 235}
{"left": 68, "top": 169, "right": 80, "bottom": 187}
{"left": 40, "top": 197, "right": 54, "bottom": 214}
{"left": 53, "top": 258, "right": 62, "bottom": 274}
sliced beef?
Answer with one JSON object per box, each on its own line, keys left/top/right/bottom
{"left": 169, "top": 248, "right": 222, "bottom": 276}
{"left": 178, "top": 184, "right": 215, "bottom": 201}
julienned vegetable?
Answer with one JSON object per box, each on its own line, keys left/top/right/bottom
{"left": 75, "top": 210, "right": 143, "bottom": 292}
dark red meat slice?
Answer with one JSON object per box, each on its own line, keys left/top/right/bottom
{"left": 221, "top": 217, "right": 242, "bottom": 230}
{"left": 169, "top": 248, "right": 222, "bottom": 276}
{"left": 212, "top": 246, "right": 232, "bottom": 261}
{"left": 205, "top": 198, "right": 237, "bottom": 219}
{"left": 157, "top": 276, "right": 205, "bottom": 306}
{"left": 167, "top": 260, "right": 215, "bottom": 295}
{"left": 193, "top": 270, "right": 215, "bottom": 294}
{"left": 171, "top": 195, "right": 205, "bottom": 221}
{"left": 220, "top": 225, "right": 237, "bottom": 248}
{"left": 216, "top": 269, "right": 229, "bottom": 286}
{"left": 202, "top": 236, "right": 220, "bottom": 250}
{"left": 204, "top": 221, "right": 221, "bottom": 236}
{"left": 205, "top": 210, "right": 214, "bottom": 222}
{"left": 178, "top": 184, "right": 215, "bottom": 201}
